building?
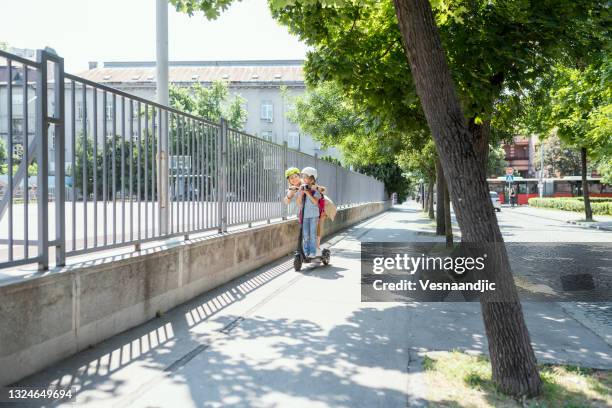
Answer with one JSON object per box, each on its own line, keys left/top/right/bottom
{"left": 502, "top": 135, "right": 537, "bottom": 177}
{"left": 1, "top": 56, "right": 341, "bottom": 181}
{"left": 79, "top": 60, "right": 340, "bottom": 159}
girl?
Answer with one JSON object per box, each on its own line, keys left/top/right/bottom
{"left": 284, "top": 167, "right": 327, "bottom": 256}
{"left": 296, "top": 167, "right": 321, "bottom": 259}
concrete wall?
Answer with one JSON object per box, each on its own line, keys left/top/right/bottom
{"left": 0, "top": 201, "right": 389, "bottom": 386}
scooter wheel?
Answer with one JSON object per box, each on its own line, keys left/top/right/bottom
{"left": 322, "top": 249, "right": 331, "bottom": 265}
{"left": 294, "top": 255, "right": 302, "bottom": 271}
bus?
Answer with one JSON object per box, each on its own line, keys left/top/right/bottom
{"left": 487, "top": 177, "right": 612, "bottom": 205}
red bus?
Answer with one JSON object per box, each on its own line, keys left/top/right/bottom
{"left": 487, "top": 177, "right": 612, "bottom": 205}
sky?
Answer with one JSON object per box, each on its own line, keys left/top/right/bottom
{"left": 0, "top": 0, "right": 310, "bottom": 73}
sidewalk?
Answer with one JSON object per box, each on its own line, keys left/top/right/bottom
{"left": 11, "top": 205, "right": 611, "bottom": 407}
{"left": 509, "top": 205, "right": 612, "bottom": 231}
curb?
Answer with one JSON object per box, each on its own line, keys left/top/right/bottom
{"left": 565, "top": 219, "right": 612, "bottom": 232}
{"left": 510, "top": 207, "right": 612, "bottom": 232}
{"left": 559, "top": 303, "right": 612, "bottom": 348}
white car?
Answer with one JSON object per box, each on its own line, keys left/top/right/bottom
{"left": 490, "top": 191, "right": 501, "bottom": 212}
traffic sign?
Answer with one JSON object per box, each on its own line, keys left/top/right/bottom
{"left": 505, "top": 167, "right": 514, "bottom": 175}
{"left": 505, "top": 175, "right": 514, "bottom": 182}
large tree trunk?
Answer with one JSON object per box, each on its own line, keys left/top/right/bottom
{"left": 421, "top": 182, "right": 425, "bottom": 209}
{"left": 394, "top": 0, "right": 542, "bottom": 397}
{"left": 427, "top": 178, "right": 435, "bottom": 219}
{"left": 581, "top": 147, "right": 593, "bottom": 221}
{"left": 444, "top": 179, "right": 453, "bottom": 247}
{"left": 468, "top": 118, "right": 491, "bottom": 175}
{"left": 436, "top": 158, "right": 446, "bottom": 234}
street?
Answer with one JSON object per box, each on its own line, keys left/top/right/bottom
{"left": 11, "top": 203, "right": 611, "bottom": 407}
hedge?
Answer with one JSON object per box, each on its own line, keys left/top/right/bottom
{"left": 573, "top": 197, "right": 612, "bottom": 203}
{"left": 528, "top": 197, "right": 612, "bottom": 215}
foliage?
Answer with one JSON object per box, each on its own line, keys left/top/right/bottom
{"left": 170, "top": 81, "right": 247, "bottom": 130}
{"left": 396, "top": 139, "right": 437, "bottom": 182}
{"left": 597, "top": 159, "right": 612, "bottom": 184}
{"left": 287, "top": 81, "right": 419, "bottom": 198}
{"left": 353, "top": 161, "right": 411, "bottom": 203}
{"left": 533, "top": 134, "right": 583, "bottom": 177}
{"left": 548, "top": 57, "right": 611, "bottom": 156}
{"left": 287, "top": 81, "right": 414, "bottom": 165}
{"left": 170, "top": 0, "right": 238, "bottom": 19}
{"left": 528, "top": 197, "right": 612, "bottom": 216}
{"left": 0, "top": 41, "right": 8, "bottom": 51}
{"left": 522, "top": 53, "right": 611, "bottom": 157}
{"left": 0, "top": 138, "right": 6, "bottom": 167}
{"left": 73, "top": 133, "right": 156, "bottom": 200}
{"left": 486, "top": 145, "right": 507, "bottom": 178}
{"left": 320, "top": 155, "right": 342, "bottom": 167}
{"left": 270, "top": 0, "right": 608, "bottom": 140}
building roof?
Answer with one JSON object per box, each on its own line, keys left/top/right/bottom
{"left": 78, "top": 60, "right": 305, "bottom": 84}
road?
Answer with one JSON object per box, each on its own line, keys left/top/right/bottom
{"left": 8, "top": 202, "right": 612, "bottom": 408}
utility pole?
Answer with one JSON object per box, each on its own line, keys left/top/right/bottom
{"left": 156, "top": 0, "right": 169, "bottom": 235}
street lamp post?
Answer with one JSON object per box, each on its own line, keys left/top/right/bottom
{"left": 156, "top": 0, "right": 169, "bottom": 235}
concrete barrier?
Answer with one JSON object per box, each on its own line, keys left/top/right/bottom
{"left": 0, "top": 201, "right": 389, "bottom": 385}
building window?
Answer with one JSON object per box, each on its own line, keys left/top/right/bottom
{"left": 260, "top": 101, "right": 273, "bottom": 122}
{"left": 288, "top": 131, "right": 299, "bottom": 149}
{"left": 261, "top": 131, "right": 273, "bottom": 141}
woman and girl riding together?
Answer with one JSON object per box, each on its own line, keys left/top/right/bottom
{"left": 283, "top": 166, "right": 329, "bottom": 260}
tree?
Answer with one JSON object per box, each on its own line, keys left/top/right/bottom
{"left": 170, "top": 81, "right": 247, "bottom": 130}
{"left": 73, "top": 133, "right": 157, "bottom": 201}
{"left": 487, "top": 145, "right": 508, "bottom": 178}
{"left": 553, "top": 60, "right": 610, "bottom": 221}
{"left": 533, "top": 135, "right": 582, "bottom": 178}
{"left": 524, "top": 54, "right": 611, "bottom": 220}
{"left": 0, "top": 42, "right": 8, "bottom": 51}
{"left": 397, "top": 139, "right": 436, "bottom": 218}
{"left": 354, "top": 162, "right": 412, "bottom": 203}
{"left": 393, "top": 0, "right": 542, "bottom": 396}
{"left": 170, "top": 0, "right": 608, "bottom": 397}
{"left": 598, "top": 160, "right": 612, "bottom": 184}
{"left": 288, "top": 81, "right": 414, "bottom": 203}
{"left": 269, "top": 0, "right": 608, "bottom": 171}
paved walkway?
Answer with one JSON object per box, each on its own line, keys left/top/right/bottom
{"left": 11, "top": 204, "right": 612, "bottom": 407}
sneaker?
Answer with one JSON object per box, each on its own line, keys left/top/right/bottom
{"left": 316, "top": 248, "right": 322, "bottom": 257}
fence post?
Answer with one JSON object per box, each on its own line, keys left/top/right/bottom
{"left": 281, "top": 141, "right": 288, "bottom": 220}
{"left": 36, "top": 50, "right": 49, "bottom": 271}
{"left": 159, "top": 111, "right": 169, "bottom": 235}
{"left": 53, "top": 53, "right": 66, "bottom": 267}
{"left": 217, "top": 118, "right": 228, "bottom": 233}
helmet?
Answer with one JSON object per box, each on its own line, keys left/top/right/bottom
{"left": 285, "top": 167, "right": 300, "bottom": 179}
{"left": 301, "top": 166, "right": 318, "bottom": 180}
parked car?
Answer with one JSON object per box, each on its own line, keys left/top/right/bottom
{"left": 490, "top": 191, "right": 501, "bottom": 212}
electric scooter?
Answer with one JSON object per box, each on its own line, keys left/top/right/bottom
{"left": 293, "top": 187, "right": 331, "bottom": 271}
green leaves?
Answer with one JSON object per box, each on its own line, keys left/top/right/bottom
{"left": 169, "top": 0, "right": 240, "bottom": 19}
{"left": 169, "top": 81, "right": 247, "bottom": 130}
